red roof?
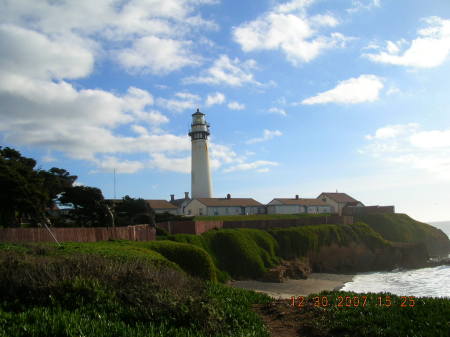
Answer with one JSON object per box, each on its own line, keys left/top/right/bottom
{"left": 146, "top": 200, "right": 178, "bottom": 210}
{"left": 196, "top": 198, "right": 263, "bottom": 207}
{"left": 319, "top": 193, "right": 360, "bottom": 204}
{"left": 271, "top": 198, "right": 330, "bottom": 206}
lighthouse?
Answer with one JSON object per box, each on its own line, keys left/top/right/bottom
{"left": 189, "top": 108, "right": 213, "bottom": 198}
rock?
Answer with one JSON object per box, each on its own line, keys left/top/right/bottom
{"left": 281, "top": 259, "right": 311, "bottom": 279}
{"left": 260, "top": 266, "right": 287, "bottom": 283}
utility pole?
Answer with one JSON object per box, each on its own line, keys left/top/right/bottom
{"left": 114, "top": 168, "right": 116, "bottom": 199}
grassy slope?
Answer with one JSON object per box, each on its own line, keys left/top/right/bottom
{"left": 166, "top": 228, "right": 280, "bottom": 280}
{"left": 268, "top": 222, "right": 389, "bottom": 259}
{"left": 165, "top": 223, "right": 390, "bottom": 279}
{"left": 0, "top": 248, "right": 271, "bottom": 337}
{"left": 357, "top": 213, "right": 450, "bottom": 256}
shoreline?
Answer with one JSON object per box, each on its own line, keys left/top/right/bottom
{"left": 230, "top": 273, "right": 355, "bottom": 299}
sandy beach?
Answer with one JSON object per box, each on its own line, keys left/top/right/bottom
{"left": 231, "top": 273, "right": 354, "bottom": 299}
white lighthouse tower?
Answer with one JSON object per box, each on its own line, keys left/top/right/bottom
{"left": 189, "top": 108, "right": 213, "bottom": 198}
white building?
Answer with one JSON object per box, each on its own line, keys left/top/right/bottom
{"left": 189, "top": 109, "right": 213, "bottom": 198}
{"left": 267, "top": 195, "right": 332, "bottom": 214}
{"left": 184, "top": 195, "right": 265, "bottom": 216}
{"left": 317, "top": 192, "right": 363, "bottom": 215}
{"left": 169, "top": 192, "right": 191, "bottom": 215}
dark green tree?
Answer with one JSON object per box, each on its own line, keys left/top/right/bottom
{"left": 0, "top": 147, "right": 48, "bottom": 226}
{"left": 114, "top": 195, "right": 155, "bottom": 226}
{"left": 58, "top": 186, "right": 111, "bottom": 227}
{"left": 38, "top": 168, "right": 77, "bottom": 207}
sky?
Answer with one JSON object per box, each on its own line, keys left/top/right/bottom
{"left": 1, "top": 0, "right": 450, "bottom": 222}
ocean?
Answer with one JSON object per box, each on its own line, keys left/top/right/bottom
{"left": 341, "top": 222, "right": 450, "bottom": 298}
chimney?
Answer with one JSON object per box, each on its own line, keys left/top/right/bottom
{"left": 170, "top": 194, "right": 175, "bottom": 202}
{"left": 184, "top": 192, "right": 189, "bottom": 199}
{"left": 226, "top": 193, "right": 231, "bottom": 199}
{"left": 295, "top": 194, "right": 299, "bottom": 200}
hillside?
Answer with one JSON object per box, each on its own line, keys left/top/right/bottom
{"left": 356, "top": 213, "right": 450, "bottom": 257}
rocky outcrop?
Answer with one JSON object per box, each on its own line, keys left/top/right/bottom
{"left": 308, "top": 242, "right": 430, "bottom": 273}
{"left": 260, "top": 258, "right": 311, "bottom": 283}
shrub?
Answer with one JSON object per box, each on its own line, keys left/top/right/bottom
{"left": 204, "top": 230, "right": 267, "bottom": 279}
{"left": 166, "top": 229, "right": 279, "bottom": 279}
{"left": 0, "top": 251, "right": 270, "bottom": 337}
{"left": 269, "top": 223, "right": 389, "bottom": 259}
{"left": 134, "top": 241, "right": 217, "bottom": 282}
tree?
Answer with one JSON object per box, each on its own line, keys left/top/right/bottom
{"left": 39, "top": 168, "right": 77, "bottom": 207}
{"left": 58, "top": 186, "right": 111, "bottom": 227}
{"left": 114, "top": 195, "right": 155, "bottom": 226}
{"left": 0, "top": 147, "right": 48, "bottom": 226}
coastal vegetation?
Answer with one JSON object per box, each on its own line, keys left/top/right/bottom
{"left": 1, "top": 242, "right": 449, "bottom": 336}
{"left": 357, "top": 213, "right": 450, "bottom": 257}
{"left": 257, "top": 290, "right": 450, "bottom": 337}
{"left": 0, "top": 248, "right": 271, "bottom": 337}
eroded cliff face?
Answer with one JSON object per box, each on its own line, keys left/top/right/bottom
{"left": 308, "top": 242, "right": 429, "bottom": 273}
{"left": 261, "top": 242, "right": 430, "bottom": 281}
{"left": 357, "top": 214, "right": 450, "bottom": 258}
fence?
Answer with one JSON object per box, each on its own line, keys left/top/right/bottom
{"left": 157, "top": 216, "right": 354, "bottom": 235}
{"left": 0, "top": 225, "right": 155, "bottom": 243}
{"left": 342, "top": 206, "right": 395, "bottom": 216}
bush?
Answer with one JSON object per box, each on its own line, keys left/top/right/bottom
{"left": 166, "top": 229, "right": 279, "bottom": 279}
{"left": 0, "top": 251, "right": 270, "bottom": 337}
{"left": 134, "top": 241, "right": 217, "bottom": 282}
{"left": 269, "top": 223, "right": 389, "bottom": 259}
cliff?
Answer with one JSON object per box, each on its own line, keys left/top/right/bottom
{"left": 356, "top": 213, "right": 450, "bottom": 257}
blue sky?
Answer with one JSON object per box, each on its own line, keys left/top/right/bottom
{"left": 1, "top": 0, "right": 450, "bottom": 221}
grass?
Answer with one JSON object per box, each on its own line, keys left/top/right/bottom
{"left": 284, "top": 290, "right": 450, "bottom": 336}
{"left": 133, "top": 240, "right": 217, "bottom": 281}
{"left": 357, "top": 213, "right": 450, "bottom": 257}
{"left": 268, "top": 222, "right": 389, "bottom": 259}
{"left": 194, "top": 213, "right": 330, "bottom": 221}
{"left": 166, "top": 228, "right": 280, "bottom": 280}
{"left": 0, "top": 250, "right": 271, "bottom": 337}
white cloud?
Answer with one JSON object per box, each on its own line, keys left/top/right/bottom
{"left": 246, "top": 129, "right": 283, "bottom": 144}
{"left": 205, "top": 92, "right": 226, "bottom": 106}
{"left": 149, "top": 153, "right": 190, "bottom": 173}
{"left": 362, "top": 123, "right": 450, "bottom": 180}
{"left": 233, "top": 0, "right": 350, "bottom": 65}
{"left": 365, "top": 123, "right": 419, "bottom": 140}
{"left": 117, "top": 36, "right": 200, "bottom": 74}
{"left": 228, "top": 101, "right": 245, "bottom": 110}
{"left": 224, "top": 160, "right": 279, "bottom": 173}
{"left": 95, "top": 156, "right": 145, "bottom": 174}
{"left": 301, "top": 74, "right": 384, "bottom": 105}
{"left": 268, "top": 107, "right": 287, "bottom": 116}
{"left": 183, "top": 55, "right": 260, "bottom": 86}
{"left": 156, "top": 92, "right": 201, "bottom": 112}
{"left": 0, "top": 0, "right": 218, "bottom": 75}
{"left": 131, "top": 125, "right": 149, "bottom": 135}
{"left": 347, "top": 0, "right": 381, "bottom": 14}
{"left": 0, "top": 25, "right": 93, "bottom": 80}
{"left": 364, "top": 17, "right": 450, "bottom": 68}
